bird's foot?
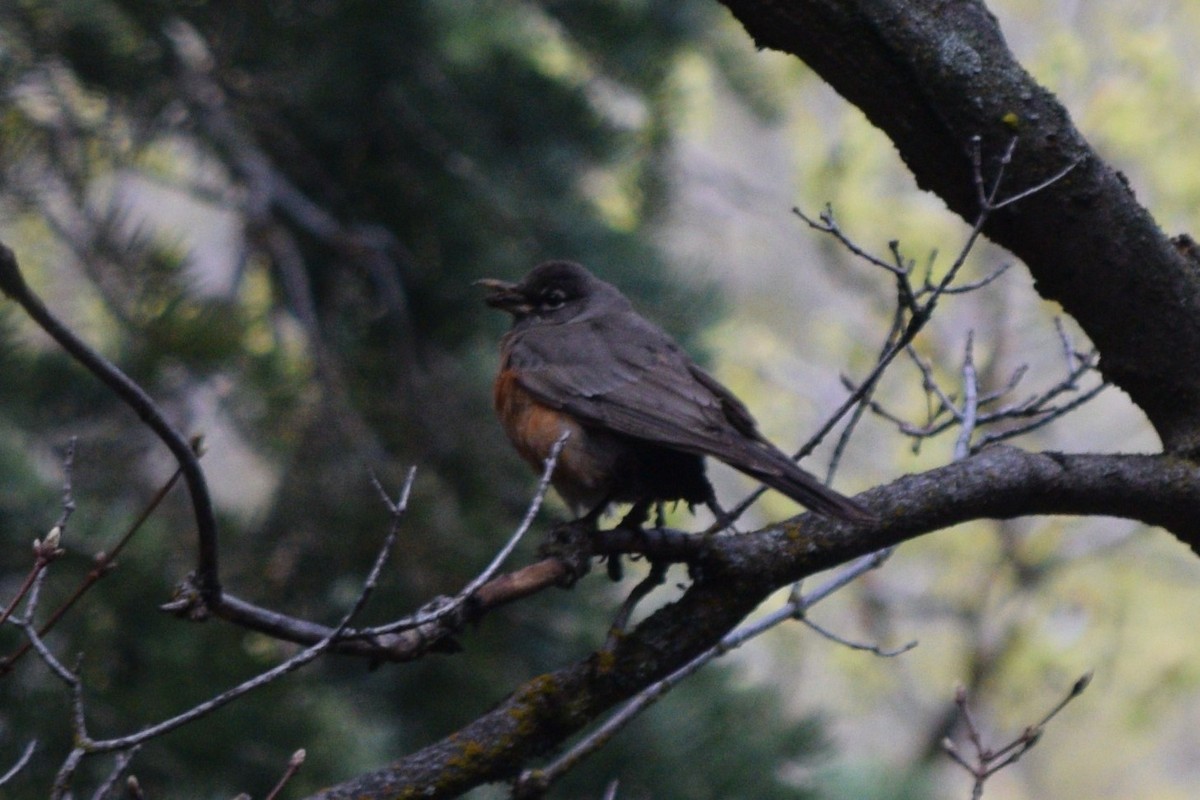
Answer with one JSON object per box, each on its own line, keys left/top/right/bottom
{"left": 703, "top": 498, "right": 741, "bottom": 534}
{"left": 604, "top": 501, "right": 655, "bottom": 581}
{"left": 605, "top": 553, "right": 624, "bottom": 582}
{"left": 618, "top": 500, "right": 652, "bottom": 530}
{"left": 537, "top": 519, "right": 595, "bottom": 587}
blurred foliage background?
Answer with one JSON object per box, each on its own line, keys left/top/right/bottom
{"left": 1, "top": 1, "right": 1199, "bottom": 798}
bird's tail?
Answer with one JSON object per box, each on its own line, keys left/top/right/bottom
{"left": 740, "top": 446, "right": 876, "bottom": 523}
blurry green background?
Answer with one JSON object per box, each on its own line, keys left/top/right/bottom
{"left": 1, "top": 2, "right": 1199, "bottom": 798}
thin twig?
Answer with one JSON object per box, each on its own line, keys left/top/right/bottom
{"left": 1053, "top": 317, "right": 1086, "bottom": 375}
{"left": 736, "top": 137, "right": 1073, "bottom": 524}
{"left": 46, "top": 479, "right": 412, "bottom": 794}
{"left": 89, "top": 747, "right": 141, "bottom": 800}
{"left": 11, "top": 598, "right": 76, "bottom": 685}
{"left": 515, "top": 546, "right": 904, "bottom": 796}
{"left": 603, "top": 562, "right": 668, "bottom": 651}
{"left": 54, "top": 437, "right": 78, "bottom": 529}
{"left": 907, "top": 345, "right": 961, "bottom": 422}
{"left": 943, "top": 672, "right": 1092, "bottom": 798}
{"left": 941, "top": 261, "right": 1014, "bottom": 295}
{"left": 992, "top": 157, "right": 1084, "bottom": 211}
{"left": 826, "top": 306, "right": 908, "bottom": 483}
{"left": 863, "top": 311, "right": 1104, "bottom": 455}
{"left": 800, "top": 548, "right": 896, "bottom": 607}
{"left": 954, "top": 333, "right": 979, "bottom": 461}
{"left": 51, "top": 748, "right": 85, "bottom": 800}
{"left": 979, "top": 364, "right": 1029, "bottom": 406}
{"left": 361, "top": 432, "right": 568, "bottom": 637}
{"left": 0, "top": 441, "right": 76, "bottom": 633}
{"left": 793, "top": 205, "right": 905, "bottom": 276}
{"left": 264, "top": 749, "right": 307, "bottom": 800}
{"left": 2, "top": 454, "right": 193, "bottom": 676}
{"left": 798, "top": 615, "right": 915, "bottom": 657}
{"left": 0, "top": 740, "right": 37, "bottom": 786}
{"left": 971, "top": 382, "right": 1108, "bottom": 451}
{"left": 0, "top": 559, "right": 53, "bottom": 631}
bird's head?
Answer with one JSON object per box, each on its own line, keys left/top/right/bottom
{"left": 477, "top": 261, "right": 626, "bottom": 326}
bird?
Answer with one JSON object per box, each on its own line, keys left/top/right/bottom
{"left": 477, "top": 260, "right": 873, "bottom": 528}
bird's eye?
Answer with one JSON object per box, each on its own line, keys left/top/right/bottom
{"left": 542, "top": 289, "right": 567, "bottom": 310}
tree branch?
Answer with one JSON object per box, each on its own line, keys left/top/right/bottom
{"left": 716, "top": 0, "right": 1200, "bottom": 454}
{"left": 0, "top": 244, "right": 222, "bottom": 603}
{"left": 309, "top": 446, "right": 1200, "bottom": 798}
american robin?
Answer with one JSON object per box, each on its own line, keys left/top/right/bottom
{"left": 478, "top": 261, "right": 873, "bottom": 526}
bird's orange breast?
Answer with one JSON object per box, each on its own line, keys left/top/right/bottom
{"left": 493, "top": 368, "right": 579, "bottom": 469}
{"left": 492, "top": 366, "right": 618, "bottom": 511}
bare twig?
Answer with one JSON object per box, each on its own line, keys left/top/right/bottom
{"left": 192, "top": 435, "right": 569, "bottom": 664}
{"left": 54, "top": 437, "right": 78, "bottom": 529}
{"left": 954, "top": 333, "right": 979, "bottom": 461}
{"left": 2, "top": 448, "right": 194, "bottom": 676}
{"left": 793, "top": 204, "right": 906, "bottom": 277}
{"left": 991, "top": 158, "right": 1083, "bottom": 211}
{"left": 940, "top": 261, "right": 1014, "bottom": 295}
{"left": 603, "top": 561, "right": 668, "bottom": 651}
{"left": 0, "top": 441, "right": 75, "bottom": 633}
{"left": 789, "top": 552, "right": 915, "bottom": 657}
{"left": 11, "top": 611, "right": 76, "bottom": 684}
{"left": 207, "top": 556, "right": 581, "bottom": 663}
{"left": 972, "top": 382, "right": 1108, "bottom": 451}
{"left": 264, "top": 749, "right": 307, "bottom": 800}
{"left": 514, "top": 547, "right": 906, "bottom": 796}
{"left": 825, "top": 305, "right": 908, "bottom": 483}
{"left": 908, "top": 345, "right": 962, "bottom": 424}
{"left": 360, "top": 432, "right": 568, "bottom": 638}
{"left": 721, "top": 137, "right": 1078, "bottom": 526}
{"left": 42, "top": 476, "right": 411, "bottom": 796}
{"left": 797, "top": 614, "right": 916, "bottom": 657}
{"left": 863, "top": 315, "right": 1105, "bottom": 457}
{"left": 0, "top": 740, "right": 37, "bottom": 786}
{"left": 943, "top": 672, "right": 1092, "bottom": 799}
{"left": 1053, "top": 317, "right": 1088, "bottom": 375}
{"left": 0, "top": 531, "right": 62, "bottom": 630}
{"left": 89, "top": 747, "right": 141, "bottom": 800}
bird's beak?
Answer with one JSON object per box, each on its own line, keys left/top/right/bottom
{"left": 475, "top": 278, "right": 531, "bottom": 314}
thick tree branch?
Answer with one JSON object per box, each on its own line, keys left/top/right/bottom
{"left": 310, "top": 446, "right": 1200, "bottom": 798}
{"left": 716, "top": 0, "right": 1200, "bottom": 454}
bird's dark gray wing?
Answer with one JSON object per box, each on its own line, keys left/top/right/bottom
{"left": 507, "top": 311, "right": 759, "bottom": 459}
{"left": 506, "top": 310, "right": 874, "bottom": 522}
